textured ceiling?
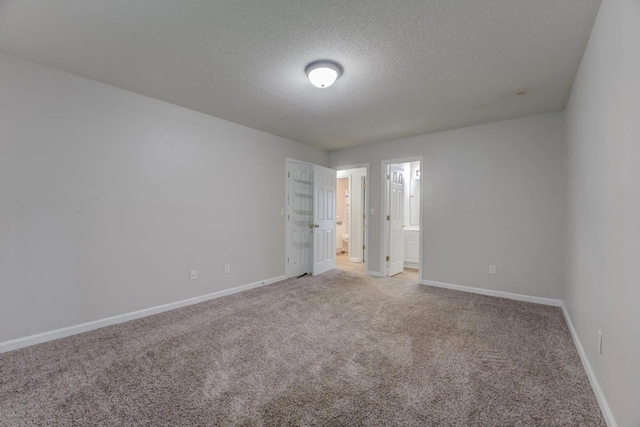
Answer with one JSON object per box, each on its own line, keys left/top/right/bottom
{"left": 0, "top": 0, "right": 601, "bottom": 150}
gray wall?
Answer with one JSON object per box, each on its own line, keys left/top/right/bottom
{"left": 564, "top": 0, "right": 640, "bottom": 425}
{"left": 330, "top": 112, "right": 566, "bottom": 300}
{"left": 0, "top": 52, "right": 328, "bottom": 342}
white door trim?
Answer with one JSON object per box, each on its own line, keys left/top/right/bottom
{"left": 381, "top": 156, "right": 424, "bottom": 281}
{"left": 333, "top": 163, "right": 370, "bottom": 275}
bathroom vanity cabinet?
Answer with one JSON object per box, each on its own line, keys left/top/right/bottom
{"left": 404, "top": 229, "right": 420, "bottom": 269}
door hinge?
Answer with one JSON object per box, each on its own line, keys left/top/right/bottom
{"left": 386, "top": 256, "right": 390, "bottom": 261}
{"left": 363, "top": 245, "right": 366, "bottom": 250}
{"left": 288, "top": 171, "right": 290, "bottom": 178}
{"left": 386, "top": 215, "right": 390, "bottom": 221}
{"left": 287, "top": 257, "right": 289, "bottom": 263}
{"left": 363, "top": 183, "right": 366, "bottom": 189}
{"left": 387, "top": 174, "right": 390, "bottom": 180}
{"left": 363, "top": 214, "right": 366, "bottom": 219}
{"left": 287, "top": 214, "right": 290, "bottom": 220}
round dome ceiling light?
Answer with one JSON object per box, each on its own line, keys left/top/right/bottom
{"left": 305, "top": 60, "right": 343, "bottom": 88}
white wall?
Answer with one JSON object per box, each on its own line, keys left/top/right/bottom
{"left": 0, "top": 52, "right": 328, "bottom": 342}
{"left": 564, "top": 0, "right": 640, "bottom": 425}
{"left": 330, "top": 112, "right": 566, "bottom": 299}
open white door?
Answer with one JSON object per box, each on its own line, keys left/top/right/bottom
{"left": 388, "top": 165, "right": 405, "bottom": 276}
{"left": 286, "top": 160, "right": 313, "bottom": 277}
{"left": 312, "top": 164, "right": 336, "bottom": 275}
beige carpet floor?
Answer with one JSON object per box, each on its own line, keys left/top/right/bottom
{"left": 0, "top": 270, "right": 604, "bottom": 426}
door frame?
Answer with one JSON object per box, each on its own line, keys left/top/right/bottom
{"left": 334, "top": 163, "right": 369, "bottom": 275}
{"left": 381, "top": 156, "right": 423, "bottom": 281}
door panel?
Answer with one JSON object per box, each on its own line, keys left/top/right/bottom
{"left": 388, "top": 165, "right": 405, "bottom": 276}
{"left": 287, "top": 161, "right": 313, "bottom": 277}
{"left": 313, "top": 164, "right": 336, "bottom": 275}
{"left": 362, "top": 176, "right": 366, "bottom": 263}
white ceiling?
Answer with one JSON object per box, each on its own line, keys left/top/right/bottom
{"left": 0, "top": 0, "right": 601, "bottom": 151}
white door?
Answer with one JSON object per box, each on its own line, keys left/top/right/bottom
{"left": 312, "top": 164, "right": 336, "bottom": 275}
{"left": 361, "top": 176, "right": 366, "bottom": 263}
{"left": 388, "top": 165, "right": 405, "bottom": 276}
{"left": 287, "top": 161, "right": 313, "bottom": 277}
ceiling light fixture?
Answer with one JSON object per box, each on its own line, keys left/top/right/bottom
{"left": 305, "top": 60, "right": 343, "bottom": 88}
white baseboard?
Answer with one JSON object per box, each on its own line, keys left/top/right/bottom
{"left": 0, "top": 274, "right": 618, "bottom": 427}
{"left": 0, "top": 275, "right": 286, "bottom": 354}
{"left": 421, "top": 279, "right": 562, "bottom": 307}
{"left": 420, "top": 279, "right": 614, "bottom": 425}
{"left": 561, "top": 304, "right": 617, "bottom": 427}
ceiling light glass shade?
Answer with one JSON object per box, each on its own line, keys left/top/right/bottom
{"left": 305, "top": 61, "right": 343, "bottom": 88}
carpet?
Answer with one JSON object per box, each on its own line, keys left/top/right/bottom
{"left": 0, "top": 270, "right": 605, "bottom": 426}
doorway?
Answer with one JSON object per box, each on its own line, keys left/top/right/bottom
{"left": 334, "top": 165, "right": 368, "bottom": 275}
{"left": 382, "top": 158, "right": 422, "bottom": 281}
{"left": 285, "top": 159, "right": 337, "bottom": 278}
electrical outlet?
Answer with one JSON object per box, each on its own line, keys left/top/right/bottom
{"left": 224, "top": 264, "right": 230, "bottom": 274}
{"left": 598, "top": 330, "right": 603, "bottom": 354}
{"left": 489, "top": 265, "right": 497, "bottom": 275}
{"left": 190, "top": 270, "right": 197, "bottom": 280}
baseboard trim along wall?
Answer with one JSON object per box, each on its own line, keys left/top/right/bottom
{"left": 561, "top": 304, "right": 618, "bottom": 427}
{"left": 420, "top": 278, "right": 615, "bottom": 426}
{"left": 421, "top": 279, "right": 563, "bottom": 306}
{"left": 1, "top": 273, "right": 617, "bottom": 426}
{"left": 0, "top": 275, "right": 287, "bottom": 354}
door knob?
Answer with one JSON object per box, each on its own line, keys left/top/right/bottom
{"left": 314, "top": 224, "right": 320, "bottom": 228}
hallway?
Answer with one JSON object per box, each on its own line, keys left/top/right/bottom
{"left": 336, "top": 253, "right": 419, "bottom": 282}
